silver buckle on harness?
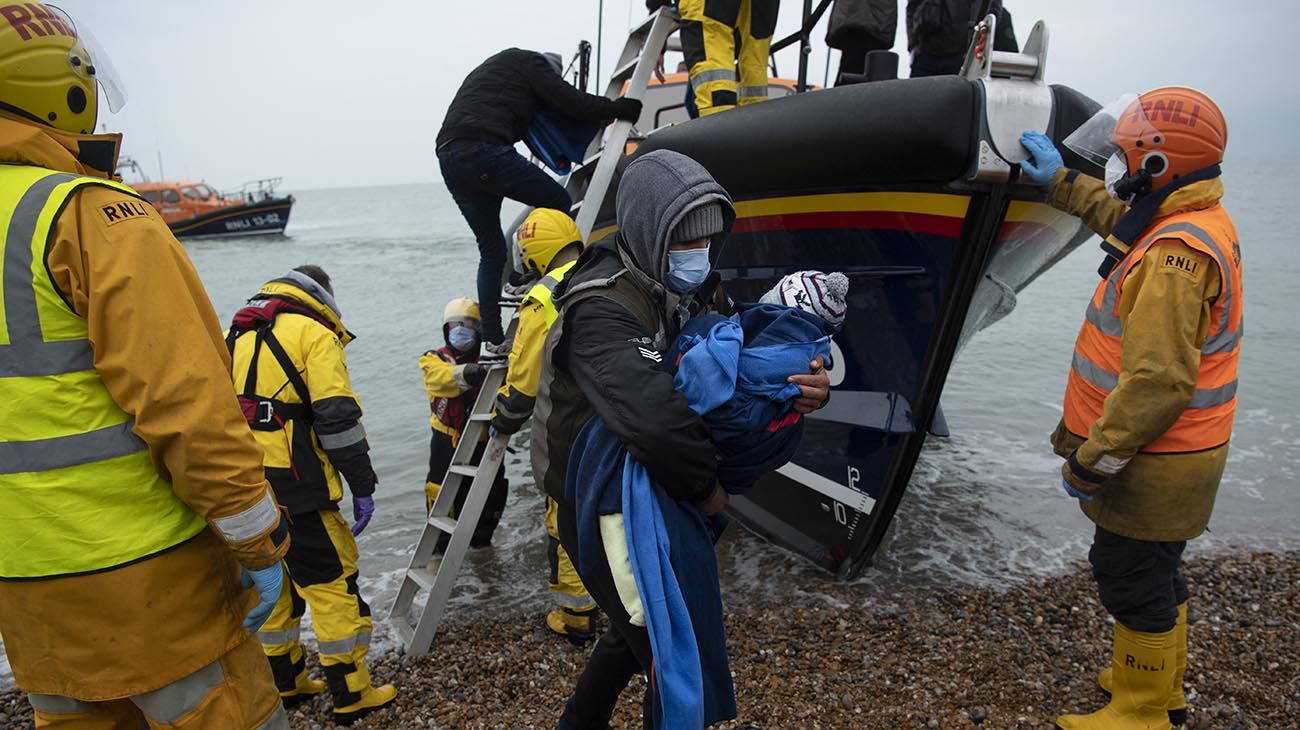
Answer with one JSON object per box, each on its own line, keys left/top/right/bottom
{"left": 256, "top": 401, "right": 275, "bottom": 425}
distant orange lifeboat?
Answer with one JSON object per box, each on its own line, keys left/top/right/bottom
{"left": 118, "top": 159, "right": 294, "bottom": 238}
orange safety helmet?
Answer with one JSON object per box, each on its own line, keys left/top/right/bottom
{"left": 1113, "top": 87, "right": 1227, "bottom": 187}
{"left": 1066, "top": 87, "right": 1227, "bottom": 196}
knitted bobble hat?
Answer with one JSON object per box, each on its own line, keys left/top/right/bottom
{"left": 760, "top": 270, "right": 849, "bottom": 326}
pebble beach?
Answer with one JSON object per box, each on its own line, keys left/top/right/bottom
{"left": 3, "top": 549, "right": 1294, "bottom": 729}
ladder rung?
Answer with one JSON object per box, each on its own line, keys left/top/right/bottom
{"left": 428, "top": 515, "right": 457, "bottom": 534}
{"left": 407, "top": 567, "right": 437, "bottom": 592}
{"left": 629, "top": 12, "right": 658, "bottom": 38}
{"left": 609, "top": 58, "right": 638, "bottom": 84}
{"left": 469, "top": 412, "right": 492, "bottom": 422}
{"left": 447, "top": 464, "right": 477, "bottom": 478}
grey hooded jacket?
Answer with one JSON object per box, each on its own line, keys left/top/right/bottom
{"left": 530, "top": 150, "right": 734, "bottom": 506}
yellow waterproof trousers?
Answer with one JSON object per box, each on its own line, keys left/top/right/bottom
{"left": 256, "top": 510, "right": 376, "bottom": 708}
{"left": 29, "top": 634, "right": 286, "bottom": 729}
{"left": 679, "top": 0, "right": 780, "bottom": 115}
{"left": 547, "top": 497, "right": 595, "bottom": 610}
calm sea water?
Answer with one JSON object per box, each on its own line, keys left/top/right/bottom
{"left": 2, "top": 157, "right": 1295, "bottom": 686}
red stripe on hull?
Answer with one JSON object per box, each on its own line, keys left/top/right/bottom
{"left": 733, "top": 211, "right": 965, "bottom": 237}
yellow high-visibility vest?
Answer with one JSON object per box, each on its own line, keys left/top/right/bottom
{"left": 528, "top": 259, "right": 577, "bottom": 327}
{"left": 0, "top": 165, "right": 206, "bottom": 579}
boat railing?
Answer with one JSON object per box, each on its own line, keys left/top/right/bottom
{"left": 114, "top": 156, "right": 149, "bottom": 184}
{"left": 225, "top": 177, "right": 285, "bottom": 204}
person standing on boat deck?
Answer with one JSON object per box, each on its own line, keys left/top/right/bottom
{"left": 906, "top": 0, "right": 1017, "bottom": 77}
{"left": 655, "top": 0, "right": 780, "bottom": 116}
{"left": 437, "top": 49, "right": 643, "bottom": 354}
{"left": 488, "top": 208, "right": 600, "bottom": 644}
{"left": 227, "top": 266, "right": 398, "bottom": 723}
{"left": 531, "top": 149, "right": 830, "bottom": 729}
{"left": 0, "top": 5, "right": 292, "bottom": 727}
{"left": 825, "top": 0, "right": 897, "bottom": 86}
{"left": 1019, "top": 88, "right": 1239, "bottom": 730}
{"left": 419, "top": 297, "right": 509, "bottom": 549}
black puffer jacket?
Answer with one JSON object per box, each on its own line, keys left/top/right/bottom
{"left": 437, "top": 48, "right": 622, "bottom": 148}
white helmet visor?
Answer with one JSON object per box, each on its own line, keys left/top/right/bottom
{"left": 1063, "top": 93, "right": 1155, "bottom": 168}
{"left": 50, "top": 5, "right": 127, "bottom": 114}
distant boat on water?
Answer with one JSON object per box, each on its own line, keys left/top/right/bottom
{"left": 115, "top": 157, "right": 294, "bottom": 238}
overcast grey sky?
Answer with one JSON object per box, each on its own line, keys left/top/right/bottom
{"left": 57, "top": 0, "right": 1294, "bottom": 191}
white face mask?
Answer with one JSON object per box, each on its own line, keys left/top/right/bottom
{"left": 1104, "top": 152, "right": 1134, "bottom": 203}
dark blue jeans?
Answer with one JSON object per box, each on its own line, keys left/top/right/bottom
{"left": 437, "top": 140, "right": 572, "bottom": 344}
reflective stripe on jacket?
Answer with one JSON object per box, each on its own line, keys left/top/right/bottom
{"left": 0, "top": 165, "right": 206, "bottom": 579}
{"left": 1064, "top": 204, "right": 1242, "bottom": 453}
{"left": 493, "top": 260, "right": 575, "bottom": 433}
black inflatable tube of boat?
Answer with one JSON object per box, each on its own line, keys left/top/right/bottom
{"left": 590, "top": 77, "right": 1101, "bottom": 226}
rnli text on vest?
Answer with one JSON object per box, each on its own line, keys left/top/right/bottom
{"left": 100, "top": 200, "right": 152, "bottom": 225}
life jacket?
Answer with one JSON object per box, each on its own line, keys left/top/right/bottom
{"left": 0, "top": 166, "right": 206, "bottom": 579}
{"left": 1064, "top": 204, "right": 1242, "bottom": 453}
{"left": 430, "top": 346, "right": 480, "bottom": 435}
{"left": 225, "top": 296, "right": 335, "bottom": 477}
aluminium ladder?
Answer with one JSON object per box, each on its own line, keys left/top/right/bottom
{"left": 570, "top": 6, "right": 680, "bottom": 241}
{"left": 390, "top": 7, "right": 680, "bottom": 658}
{"left": 388, "top": 315, "right": 516, "bottom": 656}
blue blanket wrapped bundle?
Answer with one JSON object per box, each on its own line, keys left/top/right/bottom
{"left": 668, "top": 303, "right": 835, "bottom": 494}
{"left": 565, "top": 302, "right": 833, "bottom": 729}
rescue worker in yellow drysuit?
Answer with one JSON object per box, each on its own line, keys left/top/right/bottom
{"left": 420, "top": 297, "right": 509, "bottom": 549}
{"left": 227, "top": 266, "right": 397, "bottom": 723}
{"left": 491, "top": 208, "right": 599, "bottom": 642}
{"left": 0, "top": 5, "right": 290, "bottom": 727}
{"left": 651, "top": 0, "right": 780, "bottom": 115}
{"left": 1019, "top": 87, "right": 1240, "bottom": 729}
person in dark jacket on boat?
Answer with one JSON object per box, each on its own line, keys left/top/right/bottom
{"left": 825, "top": 0, "right": 897, "bottom": 85}
{"left": 437, "top": 49, "right": 643, "bottom": 351}
{"left": 906, "top": 0, "right": 1017, "bottom": 77}
{"left": 531, "top": 149, "right": 830, "bottom": 729}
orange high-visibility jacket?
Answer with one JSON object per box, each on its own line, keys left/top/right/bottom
{"left": 1064, "top": 204, "right": 1242, "bottom": 453}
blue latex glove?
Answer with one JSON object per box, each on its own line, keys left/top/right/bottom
{"left": 1019, "top": 130, "right": 1064, "bottom": 185}
{"left": 488, "top": 425, "right": 500, "bottom": 440}
{"left": 1061, "top": 477, "right": 1095, "bottom": 502}
{"left": 241, "top": 564, "right": 283, "bottom": 631}
{"left": 351, "top": 496, "right": 375, "bottom": 536}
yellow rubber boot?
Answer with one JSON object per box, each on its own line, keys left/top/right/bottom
{"left": 1167, "top": 603, "right": 1189, "bottom": 725}
{"left": 1099, "top": 603, "right": 1188, "bottom": 726}
{"left": 546, "top": 604, "right": 599, "bottom": 644}
{"left": 1058, "top": 623, "right": 1176, "bottom": 729}
{"left": 326, "top": 659, "right": 398, "bottom": 725}
{"left": 280, "top": 669, "right": 327, "bottom": 708}
{"left": 333, "top": 684, "right": 397, "bottom": 725}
